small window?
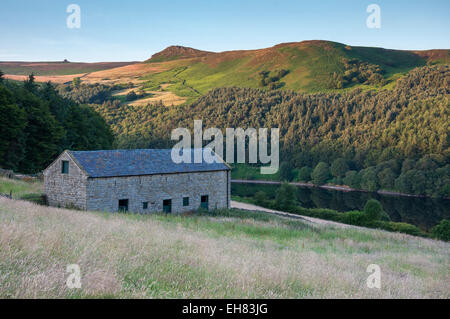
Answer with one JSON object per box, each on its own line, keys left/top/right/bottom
{"left": 61, "top": 161, "right": 69, "bottom": 174}
{"left": 143, "top": 202, "right": 148, "bottom": 210}
{"left": 183, "top": 197, "right": 189, "bottom": 207}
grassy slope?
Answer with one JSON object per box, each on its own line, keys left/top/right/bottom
{"left": 0, "top": 177, "right": 42, "bottom": 199}
{"left": 141, "top": 41, "right": 450, "bottom": 99}
{"left": 0, "top": 197, "right": 448, "bottom": 298}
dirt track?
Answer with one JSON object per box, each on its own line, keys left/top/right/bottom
{"left": 230, "top": 200, "right": 355, "bottom": 228}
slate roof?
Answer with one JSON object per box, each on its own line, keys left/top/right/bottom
{"left": 68, "top": 149, "right": 230, "bottom": 178}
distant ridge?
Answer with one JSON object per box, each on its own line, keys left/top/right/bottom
{"left": 3, "top": 40, "right": 449, "bottom": 94}
{"left": 0, "top": 61, "right": 137, "bottom": 76}
{"left": 147, "top": 45, "right": 214, "bottom": 62}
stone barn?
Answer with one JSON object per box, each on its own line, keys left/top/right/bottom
{"left": 43, "top": 149, "right": 231, "bottom": 213}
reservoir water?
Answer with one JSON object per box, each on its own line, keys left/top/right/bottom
{"left": 231, "top": 182, "right": 450, "bottom": 231}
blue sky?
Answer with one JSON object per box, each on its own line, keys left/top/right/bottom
{"left": 1, "top": 0, "right": 449, "bottom": 62}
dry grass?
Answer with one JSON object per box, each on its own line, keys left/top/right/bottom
{"left": 112, "top": 84, "right": 186, "bottom": 106}
{"left": 0, "top": 198, "right": 448, "bottom": 299}
{"left": 129, "top": 91, "right": 186, "bottom": 106}
{"left": 4, "top": 74, "right": 88, "bottom": 84}
{"left": 82, "top": 63, "right": 168, "bottom": 85}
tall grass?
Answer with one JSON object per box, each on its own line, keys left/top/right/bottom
{"left": 0, "top": 198, "right": 448, "bottom": 298}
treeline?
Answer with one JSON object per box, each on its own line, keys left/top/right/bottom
{"left": 56, "top": 81, "right": 114, "bottom": 104}
{"left": 93, "top": 65, "right": 449, "bottom": 197}
{"left": 258, "top": 69, "right": 289, "bottom": 90}
{"left": 289, "top": 154, "right": 449, "bottom": 198}
{"left": 328, "top": 58, "right": 386, "bottom": 88}
{"left": 0, "top": 74, "right": 114, "bottom": 173}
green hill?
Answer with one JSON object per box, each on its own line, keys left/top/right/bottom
{"left": 141, "top": 41, "right": 450, "bottom": 98}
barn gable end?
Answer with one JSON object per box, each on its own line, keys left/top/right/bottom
{"left": 43, "top": 150, "right": 89, "bottom": 210}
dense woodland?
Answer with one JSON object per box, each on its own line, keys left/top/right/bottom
{"left": 56, "top": 79, "right": 115, "bottom": 104}
{"left": 0, "top": 74, "right": 113, "bottom": 173}
{"left": 93, "top": 65, "right": 449, "bottom": 197}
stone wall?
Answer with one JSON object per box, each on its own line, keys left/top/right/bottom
{"left": 43, "top": 152, "right": 87, "bottom": 209}
{"left": 86, "top": 170, "right": 230, "bottom": 213}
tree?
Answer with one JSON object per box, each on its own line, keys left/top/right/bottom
{"left": 72, "top": 77, "right": 81, "bottom": 89}
{"left": 401, "top": 159, "right": 416, "bottom": 174}
{"left": 416, "top": 155, "right": 439, "bottom": 170}
{"left": 360, "top": 167, "right": 378, "bottom": 192}
{"left": 16, "top": 89, "right": 64, "bottom": 172}
{"left": 254, "top": 191, "right": 268, "bottom": 206}
{"left": 24, "top": 74, "right": 37, "bottom": 93}
{"left": 431, "top": 220, "right": 450, "bottom": 241}
{"left": 410, "top": 170, "right": 427, "bottom": 195}
{"left": 277, "top": 69, "right": 289, "bottom": 78}
{"left": 311, "top": 162, "right": 331, "bottom": 185}
{"left": 275, "top": 183, "right": 297, "bottom": 210}
{"left": 0, "top": 70, "right": 4, "bottom": 83}
{"left": 279, "top": 162, "right": 294, "bottom": 181}
{"left": 297, "top": 166, "right": 312, "bottom": 182}
{"left": 126, "top": 90, "right": 137, "bottom": 101}
{"left": 364, "top": 199, "right": 384, "bottom": 221}
{"left": 343, "top": 170, "right": 361, "bottom": 189}
{"left": 395, "top": 172, "right": 413, "bottom": 194}
{"left": 330, "top": 158, "right": 349, "bottom": 178}
{"left": 0, "top": 86, "right": 27, "bottom": 170}
{"left": 377, "top": 168, "right": 396, "bottom": 189}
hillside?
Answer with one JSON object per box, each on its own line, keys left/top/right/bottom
{"left": 0, "top": 197, "right": 448, "bottom": 298}
{"left": 136, "top": 41, "right": 450, "bottom": 101}
{"left": 3, "top": 41, "right": 449, "bottom": 103}
{"left": 94, "top": 65, "right": 449, "bottom": 197}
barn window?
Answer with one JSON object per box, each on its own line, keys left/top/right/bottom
{"left": 143, "top": 202, "right": 148, "bottom": 210}
{"left": 183, "top": 197, "right": 189, "bottom": 207}
{"left": 61, "top": 161, "right": 69, "bottom": 174}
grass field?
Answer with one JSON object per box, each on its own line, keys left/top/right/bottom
{"left": 0, "top": 197, "right": 448, "bottom": 298}
{"left": 0, "top": 177, "right": 42, "bottom": 199}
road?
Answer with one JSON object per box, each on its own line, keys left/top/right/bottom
{"left": 230, "top": 200, "right": 354, "bottom": 229}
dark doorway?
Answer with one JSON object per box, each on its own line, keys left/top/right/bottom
{"left": 163, "top": 199, "right": 172, "bottom": 213}
{"left": 201, "top": 195, "right": 209, "bottom": 210}
{"left": 118, "top": 199, "right": 129, "bottom": 212}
